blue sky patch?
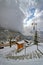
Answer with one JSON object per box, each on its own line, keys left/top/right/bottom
{"left": 26, "top": 8, "right": 35, "bottom": 21}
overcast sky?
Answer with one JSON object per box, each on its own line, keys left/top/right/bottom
{"left": 0, "top": 0, "right": 25, "bottom": 33}
{"left": 0, "top": 0, "right": 43, "bottom": 36}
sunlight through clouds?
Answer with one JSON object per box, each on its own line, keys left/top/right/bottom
{"left": 0, "top": 0, "right": 43, "bottom": 36}
{"left": 19, "top": 0, "right": 43, "bottom": 35}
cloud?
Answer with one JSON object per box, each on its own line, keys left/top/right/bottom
{"left": 34, "top": 9, "right": 43, "bottom": 17}
{"left": 0, "top": 0, "right": 43, "bottom": 36}
{"left": 0, "top": 0, "right": 25, "bottom": 33}
{"left": 31, "top": 9, "right": 43, "bottom": 30}
{"left": 24, "top": 9, "right": 43, "bottom": 35}
{"left": 17, "top": 0, "right": 37, "bottom": 16}
{"left": 20, "top": 0, "right": 43, "bottom": 35}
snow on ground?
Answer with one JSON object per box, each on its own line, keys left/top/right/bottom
{"left": 0, "top": 45, "right": 16, "bottom": 56}
{"left": 0, "top": 55, "right": 43, "bottom": 65}
{"left": 38, "top": 43, "right": 43, "bottom": 52}
{"left": 16, "top": 45, "right": 37, "bottom": 56}
{"left": 0, "top": 43, "right": 43, "bottom": 65}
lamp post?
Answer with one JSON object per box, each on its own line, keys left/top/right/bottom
{"left": 9, "top": 36, "right": 12, "bottom": 47}
{"left": 24, "top": 41, "right": 26, "bottom": 57}
{"left": 32, "top": 22, "right": 38, "bottom": 49}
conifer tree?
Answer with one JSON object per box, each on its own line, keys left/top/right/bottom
{"left": 34, "top": 31, "right": 38, "bottom": 45}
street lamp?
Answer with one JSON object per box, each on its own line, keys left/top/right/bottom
{"left": 32, "top": 22, "right": 38, "bottom": 49}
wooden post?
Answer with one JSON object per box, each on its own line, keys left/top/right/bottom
{"left": 24, "top": 42, "right": 26, "bottom": 57}
{"left": 9, "top": 37, "right": 12, "bottom": 47}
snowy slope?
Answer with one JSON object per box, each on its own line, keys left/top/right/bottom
{"left": 0, "top": 43, "right": 43, "bottom": 65}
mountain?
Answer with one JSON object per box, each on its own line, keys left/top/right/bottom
{"left": 0, "top": 27, "right": 32, "bottom": 42}
{"left": 0, "top": 26, "right": 43, "bottom": 43}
